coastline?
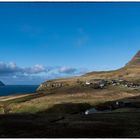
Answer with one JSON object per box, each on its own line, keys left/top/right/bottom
{"left": 0, "top": 93, "right": 34, "bottom": 102}
{"left": 0, "top": 85, "right": 38, "bottom": 96}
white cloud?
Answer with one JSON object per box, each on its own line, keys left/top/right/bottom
{"left": 58, "top": 66, "right": 77, "bottom": 74}
{"left": 0, "top": 62, "right": 88, "bottom": 84}
{"left": 24, "top": 64, "right": 47, "bottom": 74}
{"left": 0, "top": 61, "right": 21, "bottom": 74}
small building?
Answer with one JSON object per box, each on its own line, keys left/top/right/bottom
{"left": 85, "top": 81, "right": 90, "bottom": 85}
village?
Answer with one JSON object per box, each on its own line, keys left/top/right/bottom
{"left": 84, "top": 78, "right": 140, "bottom": 89}
{"left": 37, "top": 78, "right": 140, "bottom": 92}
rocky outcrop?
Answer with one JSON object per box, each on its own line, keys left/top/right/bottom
{"left": 0, "top": 81, "right": 5, "bottom": 86}
{"left": 37, "top": 80, "right": 69, "bottom": 92}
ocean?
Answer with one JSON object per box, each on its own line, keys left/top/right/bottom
{"left": 0, "top": 85, "right": 39, "bottom": 96}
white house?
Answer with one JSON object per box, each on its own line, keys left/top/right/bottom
{"left": 85, "top": 81, "right": 90, "bottom": 85}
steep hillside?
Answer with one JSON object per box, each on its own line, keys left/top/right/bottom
{"left": 37, "top": 50, "right": 140, "bottom": 92}
{"left": 126, "top": 50, "right": 140, "bottom": 67}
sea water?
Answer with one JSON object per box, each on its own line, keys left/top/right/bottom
{"left": 0, "top": 85, "right": 39, "bottom": 96}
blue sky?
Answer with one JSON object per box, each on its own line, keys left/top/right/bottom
{"left": 0, "top": 2, "right": 140, "bottom": 85}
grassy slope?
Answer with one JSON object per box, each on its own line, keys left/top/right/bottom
{"left": 0, "top": 85, "right": 140, "bottom": 114}
{"left": 0, "top": 52, "right": 140, "bottom": 137}
{"left": 0, "top": 80, "right": 140, "bottom": 137}
{"left": 0, "top": 89, "right": 140, "bottom": 138}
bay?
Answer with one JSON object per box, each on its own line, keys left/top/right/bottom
{"left": 0, "top": 85, "right": 39, "bottom": 96}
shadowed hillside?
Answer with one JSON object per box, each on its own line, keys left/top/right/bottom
{"left": 1, "top": 95, "right": 140, "bottom": 138}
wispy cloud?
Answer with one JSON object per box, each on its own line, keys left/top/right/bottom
{"left": 24, "top": 64, "right": 48, "bottom": 74}
{"left": 76, "top": 36, "right": 89, "bottom": 47}
{"left": 0, "top": 62, "right": 21, "bottom": 75}
{"left": 58, "top": 67, "right": 77, "bottom": 74}
{"left": 0, "top": 62, "right": 88, "bottom": 85}
{"left": 0, "top": 62, "right": 47, "bottom": 75}
{"left": 75, "top": 27, "right": 89, "bottom": 47}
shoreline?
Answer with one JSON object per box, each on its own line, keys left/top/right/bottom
{"left": 0, "top": 93, "right": 34, "bottom": 102}
{"left": 0, "top": 85, "right": 39, "bottom": 100}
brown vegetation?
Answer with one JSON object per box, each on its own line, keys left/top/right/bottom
{"left": 0, "top": 50, "right": 140, "bottom": 137}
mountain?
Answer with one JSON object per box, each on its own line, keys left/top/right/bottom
{"left": 126, "top": 50, "right": 140, "bottom": 67}
{"left": 37, "top": 50, "right": 140, "bottom": 91}
{"left": 0, "top": 81, "right": 5, "bottom": 86}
